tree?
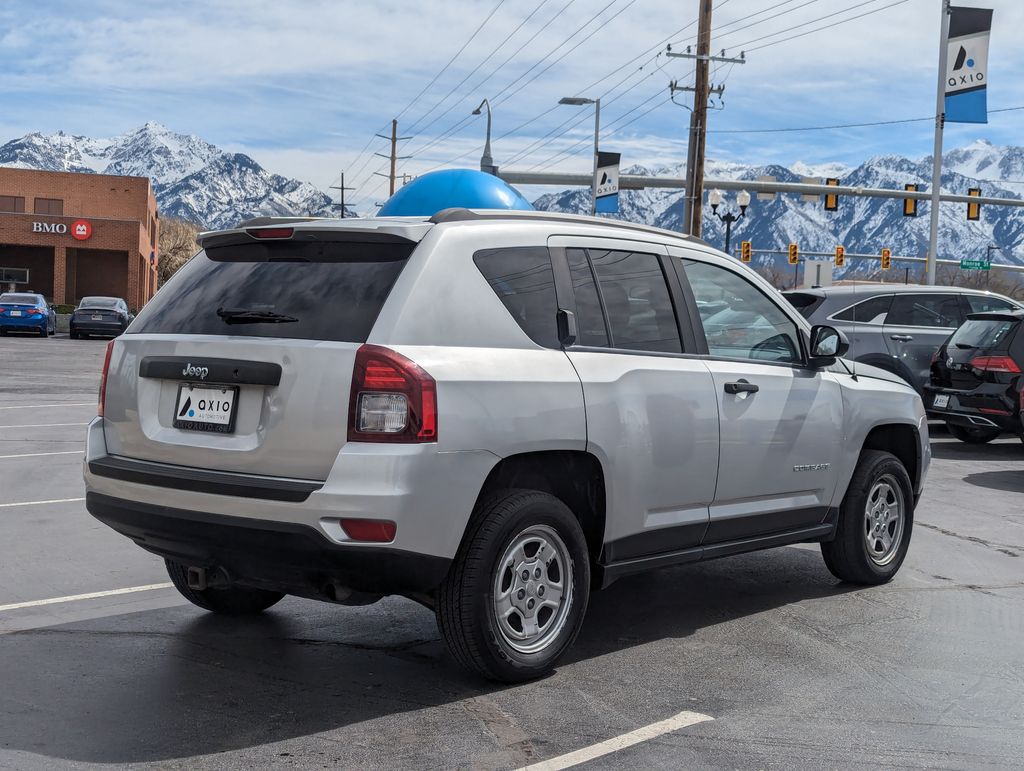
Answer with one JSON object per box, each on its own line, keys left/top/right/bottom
{"left": 157, "top": 217, "right": 202, "bottom": 287}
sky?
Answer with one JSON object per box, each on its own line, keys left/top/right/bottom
{"left": 1, "top": 0, "right": 1023, "bottom": 211}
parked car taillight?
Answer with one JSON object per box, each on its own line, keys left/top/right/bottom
{"left": 970, "top": 355, "right": 1021, "bottom": 373}
{"left": 347, "top": 344, "right": 437, "bottom": 443}
{"left": 98, "top": 341, "right": 114, "bottom": 417}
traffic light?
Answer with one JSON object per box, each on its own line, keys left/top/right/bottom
{"left": 967, "top": 187, "right": 981, "bottom": 221}
{"left": 903, "top": 184, "right": 918, "bottom": 217}
{"left": 824, "top": 177, "right": 840, "bottom": 211}
{"left": 835, "top": 245, "right": 845, "bottom": 267}
{"left": 740, "top": 240, "right": 752, "bottom": 262}
{"left": 881, "top": 248, "right": 891, "bottom": 270}
{"left": 788, "top": 243, "right": 799, "bottom": 264}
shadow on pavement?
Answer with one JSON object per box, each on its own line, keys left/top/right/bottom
{"left": 0, "top": 546, "right": 853, "bottom": 764}
{"left": 930, "top": 438, "right": 1022, "bottom": 462}
{"left": 963, "top": 470, "right": 1024, "bottom": 494}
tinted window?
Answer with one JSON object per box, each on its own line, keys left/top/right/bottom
{"left": 886, "top": 294, "right": 962, "bottom": 328}
{"left": 683, "top": 260, "right": 802, "bottom": 363}
{"left": 784, "top": 292, "right": 825, "bottom": 319}
{"left": 0, "top": 293, "right": 40, "bottom": 305}
{"left": 566, "top": 248, "right": 609, "bottom": 347}
{"left": 950, "top": 319, "right": 1018, "bottom": 350}
{"left": 474, "top": 247, "right": 559, "bottom": 348}
{"left": 832, "top": 295, "right": 893, "bottom": 324}
{"left": 34, "top": 198, "right": 63, "bottom": 216}
{"left": 964, "top": 294, "right": 1018, "bottom": 314}
{"left": 79, "top": 297, "right": 120, "bottom": 309}
{"left": 130, "top": 238, "right": 412, "bottom": 342}
{"left": 0, "top": 196, "right": 24, "bottom": 213}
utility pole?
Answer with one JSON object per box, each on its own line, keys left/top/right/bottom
{"left": 329, "top": 172, "right": 355, "bottom": 218}
{"left": 926, "top": 0, "right": 952, "bottom": 285}
{"left": 668, "top": 1, "right": 744, "bottom": 237}
{"left": 374, "top": 120, "right": 412, "bottom": 197}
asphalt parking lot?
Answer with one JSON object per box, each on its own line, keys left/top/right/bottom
{"left": 1, "top": 334, "right": 1022, "bottom": 770}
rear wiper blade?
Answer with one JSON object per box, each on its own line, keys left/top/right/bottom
{"left": 216, "top": 307, "right": 298, "bottom": 324}
{"left": 954, "top": 343, "right": 974, "bottom": 349}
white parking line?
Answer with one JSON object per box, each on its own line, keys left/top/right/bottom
{"left": 0, "top": 423, "right": 89, "bottom": 429}
{"left": 0, "top": 450, "right": 82, "bottom": 459}
{"left": 0, "top": 583, "right": 174, "bottom": 613}
{"left": 0, "top": 403, "right": 93, "bottom": 410}
{"left": 516, "top": 710, "right": 715, "bottom": 771}
{"left": 0, "top": 497, "right": 85, "bottom": 508}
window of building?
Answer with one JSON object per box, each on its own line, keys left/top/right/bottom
{"left": 33, "top": 198, "right": 64, "bottom": 216}
{"left": 473, "top": 247, "right": 560, "bottom": 348}
{"left": 0, "top": 196, "right": 25, "bottom": 213}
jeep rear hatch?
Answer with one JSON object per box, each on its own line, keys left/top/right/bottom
{"left": 100, "top": 228, "right": 419, "bottom": 481}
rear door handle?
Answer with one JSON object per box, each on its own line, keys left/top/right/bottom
{"left": 724, "top": 380, "right": 759, "bottom": 394}
{"left": 890, "top": 334, "right": 913, "bottom": 342}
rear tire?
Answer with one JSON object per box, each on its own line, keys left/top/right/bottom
{"left": 37, "top": 326, "right": 47, "bottom": 338}
{"left": 821, "top": 450, "right": 913, "bottom": 585}
{"left": 436, "top": 489, "right": 590, "bottom": 682}
{"left": 947, "top": 423, "right": 1002, "bottom": 444}
{"left": 165, "top": 559, "right": 284, "bottom": 615}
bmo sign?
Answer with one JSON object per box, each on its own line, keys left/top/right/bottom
{"left": 31, "top": 219, "right": 92, "bottom": 240}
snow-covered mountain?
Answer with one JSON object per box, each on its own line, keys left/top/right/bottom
{"left": 0, "top": 122, "right": 341, "bottom": 229}
{"left": 533, "top": 140, "right": 1024, "bottom": 273}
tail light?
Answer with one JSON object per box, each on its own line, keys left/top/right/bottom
{"left": 970, "top": 355, "right": 1021, "bottom": 373}
{"left": 98, "top": 341, "right": 114, "bottom": 417}
{"left": 248, "top": 227, "right": 294, "bottom": 239}
{"left": 348, "top": 344, "right": 437, "bottom": 443}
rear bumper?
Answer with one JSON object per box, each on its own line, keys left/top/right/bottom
{"left": 71, "top": 320, "right": 124, "bottom": 335}
{"left": 923, "top": 385, "right": 1019, "bottom": 432}
{"left": 1, "top": 316, "right": 47, "bottom": 331}
{"left": 86, "top": 492, "right": 451, "bottom": 597}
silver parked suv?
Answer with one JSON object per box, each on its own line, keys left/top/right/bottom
{"left": 786, "top": 285, "right": 1022, "bottom": 393}
{"left": 85, "top": 210, "right": 929, "bottom": 681}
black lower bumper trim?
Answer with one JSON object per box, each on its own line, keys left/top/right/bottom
{"left": 86, "top": 492, "right": 451, "bottom": 597}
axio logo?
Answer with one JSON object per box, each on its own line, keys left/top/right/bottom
{"left": 71, "top": 219, "right": 93, "bottom": 240}
{"left": 953, "top": 45, "right": 974, "bottom": 71}
{"left": 182, "top": 363, "right": 209, "bottom": 380}
{"left": 32, "top": 222, "right": 67, "bottom": 234}
{"left": 949, "top": 44, "right": 984, "bottom": 88}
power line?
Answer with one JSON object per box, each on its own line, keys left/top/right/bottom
{"left": 736, "top": 0, "right": 910, "bottom": 52}
{"left": 707, "top": 105, "right": 1024, "bottom": 134}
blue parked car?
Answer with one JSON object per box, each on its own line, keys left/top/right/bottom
{"left": 0, "top": 292, "right": 55, "bottom": 337}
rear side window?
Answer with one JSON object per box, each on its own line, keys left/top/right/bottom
{"left": 950, "top": 319, "right": 1018, "bottom": 350}
{"left": 566, "top": 248, "right": 609, "bottom": 347}
{"left": 886, "top": 294, "right": 962, "bottom": 328}
{"left": 831, "top": 295, "right": 893, "bottom": 324}
{"left": 567, "top": 248, "right": 682, "bottom": 353}
{"left": 130, "top": 238, "right": 413, "bottom": 342}
{"left": 784, "top": 292, "right": 825, "bottom": 319}
{"left": 473, "top": 247, "right": 559, "bottom": 348}
{"left": 964, "top": 295, "right": 1018, "bottom": 314}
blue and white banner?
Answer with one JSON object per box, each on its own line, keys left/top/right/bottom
{"left": 594, "top": 151, "right": 620, "bottom": 214}
{"left": 945, "top": 6, "right": 993, "bottom": 124}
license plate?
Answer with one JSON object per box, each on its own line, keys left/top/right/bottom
{"left": 173, "top": 384, "right": 238, "bottom": 433}
{"left": 10, "top": 310, "right": 21, "bottom": 317}
{"left": 91, "top": 314, "right": 102, "bottom": 321}
{"left": 933, "top": 394, "right": 950, "bottom": 409}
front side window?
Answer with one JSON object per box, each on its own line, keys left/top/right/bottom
{"left": 886, "top": 294, "right": 962, "bottom": 328}
{"left": 683, "top": 259, "right": 802, "bottom": 363}
{"left": 473, "top": 246, "right": 559, "bottom": 348}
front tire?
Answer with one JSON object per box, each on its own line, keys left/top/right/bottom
{"left": 821, "top": 450, "right": 913, "bottom": 585}
{"left": 165, "top": 559, "right": 284, "bottom": 615}
{"left": 436, "top": 489, "right": 590, "bottom": 682}
{"left": 947, "top": 423, "right": 1002, "bottom": 444}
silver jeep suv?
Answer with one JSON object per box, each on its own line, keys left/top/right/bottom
{"left": 85, "top": 210, "right": 929, "bottom": 682}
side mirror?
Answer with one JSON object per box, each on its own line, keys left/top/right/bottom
{"left": 808, "top": 324, "right": 849, "bottom": 367}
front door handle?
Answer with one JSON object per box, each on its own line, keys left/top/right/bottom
{"left": 890, "top": 334, "right": 913, "bottom": 342}
{"left": 724, "top": 380, "right": 759, "bottom": 395}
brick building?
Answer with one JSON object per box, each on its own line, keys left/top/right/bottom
{"left": 0, "top": 167, "right": 159, "bottom": 309}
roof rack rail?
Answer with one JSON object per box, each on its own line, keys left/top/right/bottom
{"left": 234, "top": 216, "right": 323, "bottom": 228}
{"left": 428, "top": 208, "right": 708, "bottom": 246}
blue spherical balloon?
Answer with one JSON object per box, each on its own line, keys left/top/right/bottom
{"left": 377, "top": 169, "right": 534, "bottom": 217}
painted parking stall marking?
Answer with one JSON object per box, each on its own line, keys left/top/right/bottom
{"left": 0, "top": 583, "right": 174, "bottom": 613}
{"left": 516, "top": 710, "right": 715, "bottom": 771}
{"left": 0, "top": 450, "right": 82, "bottom": 460}
{"left": 0, "top": 497, "right": 85, "bottom": 509}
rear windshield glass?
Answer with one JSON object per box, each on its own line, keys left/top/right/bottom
{"left": 783, "top": 292, "right": 824, "bottom": 319}
{"left": 0, "top": 294, "right": 39, "bottom": 305}
{"left": 79, "top": 297, "right": 120, "bottom": 309}
{"left": 949, "top": 318, "right": 1018, "bottom": 350}
{"left": 130, "top": 238, "right": 413, "bottom": 342}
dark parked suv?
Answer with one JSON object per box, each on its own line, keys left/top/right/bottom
{"left": 925, "top": 310, "right": 1024, "bottom": 444}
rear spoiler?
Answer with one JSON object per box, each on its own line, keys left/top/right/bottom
{"left": 966, "top": 311, "right": 1024, "bottom": 322}
{"left": 196, "top": 221, "right": 433, "bottom": 250}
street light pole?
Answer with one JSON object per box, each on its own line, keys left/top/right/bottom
{"left": 472, "top": 99, "right": 495, "bottom": 174}
{"left": 559, "top": 96, "right": 600, "bottom": 215}
{"left": 708, "top": 189, "right": 750, "bottom": 254}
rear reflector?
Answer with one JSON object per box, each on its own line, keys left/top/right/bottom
{"left": 348, "top": 345, "right": 437, "bottom": 443}
{"left": 98, "top": 340, "right": 114, "bottom": 417}
{"left": 970, "top": 355, "right": 1021, "bottom": 373}
{"left": 247, "top": 227, "right": 294, "bottom": 239}
{"left": 339, "top": 518, "right": 397, "bottom": 543}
